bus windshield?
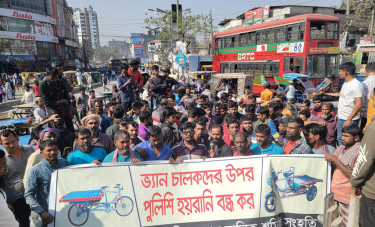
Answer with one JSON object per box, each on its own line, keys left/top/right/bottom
{"left": 305, "top": 54, "right": 339, "bottom": 78}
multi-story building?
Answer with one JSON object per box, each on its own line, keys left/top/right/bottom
{"left": 0, "top": 0, "right": 58, "bottom": 73}
{"left": 73, "top": 5, "right": 100, "bottom": 51}
{"left": 108, "top": 39, "right": 131, "bottom": 58}
{"left": 0, "top": 0, "right": 82, "bottom": 73}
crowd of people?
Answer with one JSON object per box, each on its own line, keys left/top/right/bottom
{"left": 0, "top": 59, "right": 375, "bottom": 227}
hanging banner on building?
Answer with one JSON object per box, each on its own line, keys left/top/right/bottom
{"left": 245, "top": 10, "right": 255, "bottom": 25}
{"left": 0, "top": 7, "right": 56, "bottom": 24}
{"left": 263, "top": 5, "right": 270, "bottom": 21}
{"left": 49, "top": 155, "right": 329, "bottom": 227}
{"left": 254, "top": 8, "right": 264, "bottom": 24}
{"left": 0, "top": 31, "right": 57, "bottom": 43}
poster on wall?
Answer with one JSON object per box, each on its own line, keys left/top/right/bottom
{"left": 49, "top": 155, "right": 330, "bottom": 227}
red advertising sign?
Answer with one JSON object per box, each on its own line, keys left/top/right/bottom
{"left": 254, "top": 8, "right": 263, "bottom": 23}
{"left": 245, "top": 11, "right": 254, "bottom": 24}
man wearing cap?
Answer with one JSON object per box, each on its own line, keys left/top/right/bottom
{"left": 161, "top": 67, "right": 178, "bottom": 95}
{"left": 282, "top": 80, "right": 296, "bottom": 104}
{"left": 76, "top": 114, "right": 114, "bottom": 154}
{"left": 21, "top": 84, "right": 35, "bottom": 104}
{"left": 117, "top": 63, "right": 135, "bottom": 113}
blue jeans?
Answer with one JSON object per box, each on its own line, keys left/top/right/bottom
{"left": 337, "top": 118, "right": 359, "bottom": 146}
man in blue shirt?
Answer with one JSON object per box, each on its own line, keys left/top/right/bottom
{"left": 256, "top": 107, "right": 279, "bottom": 141}
{"left": 117, "top": 63, "right": 135, "bottom": 113}
{"left": 251, "top": 124, "right": 284, "bottom": 155}
{"left": 133, "top": 126, "right": 178, "bottom": 163}
{"left": 25, "top": 140, "right": 69, "bottom": 226}
{"left": 103, "top": 131, "right": 142, "bottom": 163}
{"left": 68, "top": 128, "right": 107, "bottom": 165}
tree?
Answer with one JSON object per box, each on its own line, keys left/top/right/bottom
{"left": 94, "top": 46, "right": 121, "bottom": 64}
{"left": 339, "top": 0, "right": 375, "bottom": 35}
{"left": 145, "top": 9, "right": 216, "bottom": 64}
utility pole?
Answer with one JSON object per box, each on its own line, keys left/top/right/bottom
{"left": 210, "top": 10, "right": 213, "bottom": 55}
{"left": 176, "top": 0, "right": 179, "bottom": 40}
{"left": 346, "top": 0, "right": 350, "bottom": 15}
{"left": 370, "top": 9, "right": 375, "bottom": 44}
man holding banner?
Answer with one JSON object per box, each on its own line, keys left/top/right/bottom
{"left": 25, "top": 140, "right": 69, "bottom": 227}
{"left": 325, "top": 125, "right": 361, "bottom": 226}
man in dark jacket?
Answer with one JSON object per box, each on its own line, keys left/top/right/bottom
{"left": 39, "top": 68, "right": 74, "bottom": 132}
{"left": 209, "top": 124, "right": 233, "bottom": 158}
{"left": 160, "top": 107, "right": 179, "bottom": 148}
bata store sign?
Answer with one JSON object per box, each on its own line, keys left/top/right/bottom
{"left": 0, "top": 8, "right": 56, "bottom": 24}
{"left": 0, "top": 31, "right": 58, "bottom": 43}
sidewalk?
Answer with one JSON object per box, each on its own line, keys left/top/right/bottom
{"left": 0, "top": 81, "right": 108, "bottom": 113}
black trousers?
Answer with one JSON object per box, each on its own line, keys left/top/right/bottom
{"left": 121, "top": 101, "right": 133, "bottom": 114}
{"left": 12, "top": 197, "right": 30, "bottom": 227}
{"left": 360, "top": 117, "right": 367, "bottom": 132}
{"left": 359, "top": 194, "right": 375, "bottom": 227}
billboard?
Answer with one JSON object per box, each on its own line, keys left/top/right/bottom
{"left": 131, "top": 33, "right": 144, "bottom": 38}
{"left": 49, "top": 155, "right": 330, "bottom": 227}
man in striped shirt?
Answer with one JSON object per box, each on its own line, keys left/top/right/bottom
{"left": 172, "top": 122, "right": 208, "bottom": 160}
{"left": 325, "top": 125, "right": 361, "bottom": 226}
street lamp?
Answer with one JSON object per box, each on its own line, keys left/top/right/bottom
{"left": 148, "top": 8, "right": 167, "bottom": 13}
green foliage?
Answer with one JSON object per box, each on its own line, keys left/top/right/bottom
{"left": 94, "top": 46, "right": 121, "bottom": 63}
{"left": 353, "top": 0, "right": 375, "bottom": 33}
{"left": 145, "top": 9, "right": 216, "bottom": 64}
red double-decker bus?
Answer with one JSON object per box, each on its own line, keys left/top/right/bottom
{"left": 213, "top": 14, "right": 340, "bottom": 95}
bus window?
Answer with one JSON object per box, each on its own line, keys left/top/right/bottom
{"left": 327, "top": 22, "right": 339, "bottom": 40}
{"left": 275, "top": 26, "right": 287, "bottom": 43}
{"left": 257, "top": 31, "right": 266, "bottom": 45}
{"left": 247, "top": 32, "right": 255, "bottom": 45}
{"left": 266, "top": 29, "right": 275, "bottom": 44}
{"left": 215, "top": 38, "right": 221, "bottom": 49}
{"left": 239, "top": 33, "right": 247, "bottom": 47}
{"left": 273, "top": 63, "right": 279, "bottom": 76}
{"left": 299, "top": 23, "right": 305, "bottom": 40}
{"left": 306, "top": 55, "right": 326, "bottom": 78}
{"left": 264, "top": 64, "right": 272, "bottom": 77}
{"left": 295, "top": 57, "right": 303, "bottom": 73}
{"left": 327, "top": 55, "right": 339, "bottom": 77}
{"left": 287, "top": 24, "right": 299, "bottom": 41}
{"left": 310, "top": 21, "right": 326, "bottom": 40}
{"left": 360, "top": 52, "right": 375, "bottom": 65}
{"left": 284, "top": 57, "right": 294, "bottom": 72}
{"left": 225, "top": 37, "right": 230, "bottom": 48}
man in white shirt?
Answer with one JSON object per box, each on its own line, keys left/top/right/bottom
{"left": 361, "top": 62, "right": 375, "bottom": 130}
{"left": 21, "top": 84, "right": 35, "bottom": 104}
{"left": 337, "top": 62, "right": 363, "bottom": 146}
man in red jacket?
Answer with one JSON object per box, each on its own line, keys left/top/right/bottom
{"left": 128, "top": 60, "right": 143, "bottom": 86}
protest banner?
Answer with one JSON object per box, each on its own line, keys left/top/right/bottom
{"left": 49, "top": 155, "right": 330, "bottom": 227}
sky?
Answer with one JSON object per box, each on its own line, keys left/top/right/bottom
{"left": 66, "top": 0, "right": 343, "bottom": 46}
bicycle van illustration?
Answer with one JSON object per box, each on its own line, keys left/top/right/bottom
{"left": 59, "top": 184, "right": 134, "bottom": 226}
{"left": 264, "top": 167, "right": 323, "bottom": 212}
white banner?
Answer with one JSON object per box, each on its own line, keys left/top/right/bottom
{"left": 48, "top": 155, "right": 330, "bottom": 227}
{"left": 0, "top": 7, "right": 56, "bottom": 24}
{"left": 0, "top": 31, "right": 58, "bottom": 43}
